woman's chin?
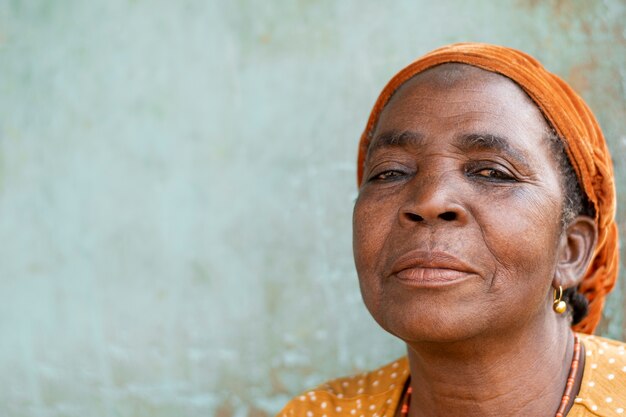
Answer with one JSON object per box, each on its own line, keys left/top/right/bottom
{"left": 382, "top": 315, "right": 484, "bottom": 345}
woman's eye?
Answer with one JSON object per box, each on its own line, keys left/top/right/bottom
{"left": 474, "top": 168, "right": 514, "bottom": 181}
{"left": 371, "top": 170, "right": 405, "bottom": 181}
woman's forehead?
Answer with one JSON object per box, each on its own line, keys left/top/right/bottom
{"left": 396, "top": 62, "right": 516, "bottom": 88}
{"left": 374, "top": 63, "right": 550, "bottom": 143}
{"left": 386, "top": 63, "right": 539, "bottom": 111}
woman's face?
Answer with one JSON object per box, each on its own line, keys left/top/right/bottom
{"left": 353, "top": 65, "right": 566, "bottom": 343}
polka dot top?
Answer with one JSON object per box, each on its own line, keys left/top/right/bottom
{"left": 278, "top": 333, "right": 626, "bottom": 417}
{"left": 569, "top": 333, "right": 626, "bottom": 416}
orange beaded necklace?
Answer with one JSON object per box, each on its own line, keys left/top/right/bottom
{"left": 400, "top": 335, "right": 581, "bottom": 417}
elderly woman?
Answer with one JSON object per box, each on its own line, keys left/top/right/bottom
{"left": 279, "top": 43, "right": 624, "bottom": 417}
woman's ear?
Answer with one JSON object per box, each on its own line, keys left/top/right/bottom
{"left": 553, "top": 215, "right": 598, "bottom": 289}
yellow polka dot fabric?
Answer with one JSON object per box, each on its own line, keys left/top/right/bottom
{"left": 278, "top": 357, "right": 408, "bottom": 417}
{"left": 277, "top": 333, "right": 626, "bottom": 417}
{"left": 569, "top": 333, "right": 626, "bottom": 416}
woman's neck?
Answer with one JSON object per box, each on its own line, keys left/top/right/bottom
{"left": 403, "top": 317, "right": 575, "bottom": 417}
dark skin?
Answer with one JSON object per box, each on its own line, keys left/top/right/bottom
{"left": 353, "top": 64, "right": 597, "bottom": 417}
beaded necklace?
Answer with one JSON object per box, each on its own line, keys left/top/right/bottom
{"left": 400, "top": 335, "right": 581, "bottom": 417}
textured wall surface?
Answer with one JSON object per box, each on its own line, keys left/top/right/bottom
{"left": 0, "top": 0, "right": 624, "bottom": 416}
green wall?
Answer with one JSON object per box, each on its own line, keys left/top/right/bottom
{"left": 1, "top": 1, "right": 624, "bottom": 416}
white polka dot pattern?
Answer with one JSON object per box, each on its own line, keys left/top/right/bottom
{"left": 277, "top": 357, "right": 407, "bottom": 417}
{"left": 568, "top": 333, "right": 626, "bottom": 416}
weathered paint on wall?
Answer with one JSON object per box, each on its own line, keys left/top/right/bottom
{"left": 0, "top": 0, "right": 624, "bottom": 416}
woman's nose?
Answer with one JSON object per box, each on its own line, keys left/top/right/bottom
{"left": 398, "top": 174, "right": 469, "bottom": 226}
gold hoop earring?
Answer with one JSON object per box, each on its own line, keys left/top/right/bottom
{"left": 553, "top": 286, "right": 567, "bottom": 314}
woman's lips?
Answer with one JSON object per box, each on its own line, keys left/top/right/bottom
{"left": 396, "top": 267, "right": 470, "bottom": 282}
{"left": 391, "top": 250, "right": 476, "bottom": 287}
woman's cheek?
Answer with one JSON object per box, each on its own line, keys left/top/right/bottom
{"left": 353, "top": 196, "right": 392, "bottom": 286}
{"left": 353, "top": 200, "right": 379, "bottom": 271}
{"left": 478, "top": 196, "right": 561, "bottom": 280}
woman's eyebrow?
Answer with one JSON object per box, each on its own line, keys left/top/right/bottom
{"left": 455, "top": 133, "right": 531, "bottom": 166}
{"left": 368, "top": 131, "right": 532, "bottom": 166}
{"left": 367, "top": 130, "right": 425, "bottom": 156}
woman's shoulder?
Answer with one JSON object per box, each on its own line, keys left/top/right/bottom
{"left": 572, "top": 333, "right": 626, "bottom": 416}
{"left": 277, "top": 357, "right": 409, "bottom": 417}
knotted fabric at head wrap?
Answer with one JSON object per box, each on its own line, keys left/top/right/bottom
{"left": 357, "top": 43, "right": 619, "bottom": 334}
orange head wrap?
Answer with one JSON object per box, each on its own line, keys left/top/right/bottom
{"left": 357, "top": 43, "right": 619, "bottom": 334}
